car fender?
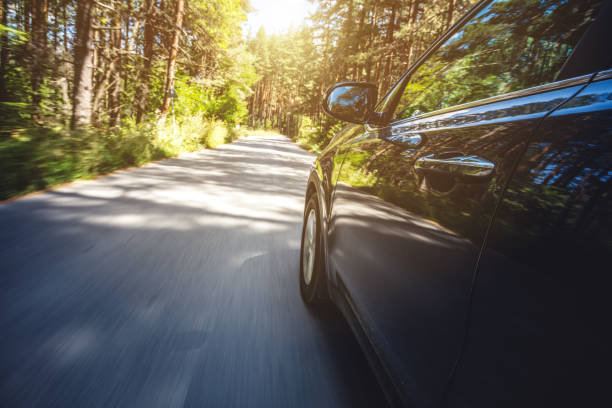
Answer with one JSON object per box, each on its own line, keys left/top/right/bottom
{"left": 305, "top": 165, "right": 335, "bottom": 293}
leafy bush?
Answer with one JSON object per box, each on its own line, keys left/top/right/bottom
{"left": 0, "top": 109, "right": 239, "bottom": 200}
{"left": 288, "top": 115, "right": 341, "bottom": 153}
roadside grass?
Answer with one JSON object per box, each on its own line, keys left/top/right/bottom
{"left": 0, "top": 108, "right": 244, "bottom": 201}
{"left": 291, "top": 120, "right": 341, "bottom": 155}
{"left": 294, "top": 130, "right": 323, "bottom": 154}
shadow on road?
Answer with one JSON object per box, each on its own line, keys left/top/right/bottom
{"left": 0, "top": 135, "right": 387, "bottom": 407}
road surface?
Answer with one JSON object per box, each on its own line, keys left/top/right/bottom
{"left": 0, "top": 135, "right": 387, "bottom": 407}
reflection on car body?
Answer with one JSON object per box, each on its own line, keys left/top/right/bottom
{"left": 298, "top": 0, "right": 612, "bottom": 407}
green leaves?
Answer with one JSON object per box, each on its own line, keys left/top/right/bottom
{"left": 0, "top": 24, "right": 28, "bottom": 44}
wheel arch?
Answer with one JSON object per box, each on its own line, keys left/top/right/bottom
{"left": 304, "top": 169, "right": 333, "bottom": 297}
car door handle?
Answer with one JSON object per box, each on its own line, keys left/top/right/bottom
{"left": 414, "top": 152, "right": 495, "bottom": 183}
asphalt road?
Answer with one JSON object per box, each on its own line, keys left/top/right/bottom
{"left": 0, "top": 135, "right": 387, "bottom": 407}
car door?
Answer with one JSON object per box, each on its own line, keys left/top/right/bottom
{"left": 446, "top": 53, "right": 612, "bottom": 408}
{"left": 327, "top": 1, "right": 607, "bottom": 406}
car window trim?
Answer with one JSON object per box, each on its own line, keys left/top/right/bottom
{"left": 385, "top": 73, "right": 595, "bottom": 128}
{"left": 593, "top": 68, "right": 612, "bottom": 82}
{"left": 378, "top": 0, "right": 607, "bottom": 128}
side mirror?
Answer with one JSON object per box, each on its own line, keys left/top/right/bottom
{"left": 322, "top": 82, "right": 378, "bottom": 124}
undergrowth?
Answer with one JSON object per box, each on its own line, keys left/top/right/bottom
{"left": 0, "top": 108, "right": 243, "bottom": 200}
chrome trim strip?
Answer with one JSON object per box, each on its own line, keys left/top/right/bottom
{"left": 387, "top": 133, "right": 422, "bottom": 147}
{"left": 594, "top": 69, "right": 612, "bottom": 82}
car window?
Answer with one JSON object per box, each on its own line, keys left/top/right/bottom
{"left": 392, "top": 0, "right": 605, "bottom": 121}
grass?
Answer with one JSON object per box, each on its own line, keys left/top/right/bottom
{"left": 0, "top": 109, "right": 244, "bottom": 201}
{"left": 294, "top": 130, "right": 322, "bottom": 154}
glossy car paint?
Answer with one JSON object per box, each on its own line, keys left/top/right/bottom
{"left": 327, "top": 79, "right": 590, "bottom": 407}
{"left": 302, "top": 1, "right": 612, "bottom": 406}
{"left": 446, "top": 73, "right": 612, "bottom": 407}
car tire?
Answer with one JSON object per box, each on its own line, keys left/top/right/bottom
{"left": 300, "top": 195, "right": 326, "bottom": 304}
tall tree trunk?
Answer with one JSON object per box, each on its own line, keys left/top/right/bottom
{"left": 364, "top": 5, "right": 377, "bottom": 82}
{"left": 446, "top": 0, "right": 456, "bottom": 30}
{"left": 260, "top": 80, "right": 269, "bottom": 125}
{"left": 160, "top": 0, "right": 184, "bottom": 120}
{"left": 0, "top": 0, "right": 9, "bottom": 100}
{"left": 135, "top": 0, "right": 154, "bottom": 123}
{"left": 90, "top": 22, "right": 102, "bottom": 124}
{"left": 248, "top": 81, "right": 258, "bottom": 127}
{"left": 122, "top": 0, "right": 134, "bottom": 87}
{"left": 381, "top": 5, "right": 396, "bottom": 92}
{"left": 62, "top": 2, "right": 67, "bottom": 48}
{"left": 126, "top": 1, "right": 140, "bottom": 54}
{"left": 92, "top": 56, "right": 111, "bottom": 117}
{"left": 58, "top": 1, "right": 71, "bottom": 121}
{"left": 355, "top": 3, "right": 366, "bottom": 82}
{"left": 24, "top": 0, "right": 31, "bottom": 32}
{"left": 71, "top": 0, "right": 95, "bottom": 129}
{"left": 52, "top": 0, "right": 58, "bottom": 51}
{"left": 405, "top": 0, "right": 421, "bottom": 68}
{"left": 31, "top": 0, "right": 48, "bottom": 119}
{"left": 108, "top": 0, "right": 121, "bottom": 127}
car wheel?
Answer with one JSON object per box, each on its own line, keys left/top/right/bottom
{"left": 300, "top": 195, "right": 325, "bottom": 304}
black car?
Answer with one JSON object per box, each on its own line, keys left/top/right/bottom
{"left": 298, "top": 0, "right": 612, "bottom": 406}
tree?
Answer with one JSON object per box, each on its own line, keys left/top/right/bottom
{"left": 135, "top": 0, "right": 155, "bottom": 123}
{"left": 31, "top": 0, "right": 48, "bottom": 118}
{"left": 108, "top": 0, "right": 122, "bottom": 127}
{"left": 0, "top": 0, "right": 9, "bottom": 100}
{"left": 245, "top": 0, "right": 479, "bottom": 143}
{"left": 71, "top": 0, "right": 95, "bottom": 128}
{"left": 160, "top": 0, "right": 184, "bottom": 121}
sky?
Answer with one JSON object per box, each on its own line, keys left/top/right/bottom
{"left": 244, "top": 0, "right": 317, "bottom": 35}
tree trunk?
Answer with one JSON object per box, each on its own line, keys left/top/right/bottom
{"left": 381, "top": 5, "right": 396, "bottom": 92}
{"left": 31, "top": 0, "right": 48, "bottom": 118}
{"left": 135, "top": 0, "right": 154, "bottom": 123}
{"left": 446, "top": 0, "right": 456, "bottom": 30}
{"left": 24, "top": 0, "right": 31, "bottom": 33}
{"left": 0, "top": 0, "right": 9, "bottom": 100}
{"left": 123, "top": 0, "right": 136, "bottom": 87}
{"left": 257, "top": 80, "right": 266, "bottom": 124}
{"left": 126, "top": 2, "right": 141, "bottom": 54}
{"left": 92, "top": 62, "right": 111, "bottom": 116}
{"left": 71, "top": 0, "right": 95, "bottom": 129}
{"left": 160, "top": 0, "right": 184, "bottom": 120}
{"left": 405, "top": 0, "right": 421, "bottom": 68}
{"left": 58, "top": 2, "right": 71, "bottom": 121}
{"left": 108, "top": 0, "right": 121, "bottom": 127}
{"left": 52, "top": 0, "right": 58, "bottom": 51}
{"left": 63, "top": 3, "right": 67, "bottom": 49}
{"left": 355, "top": 3, "right": 366, "bottom": 82}
{"left": 248, "top": 81, "right": 259, "bottom": 127}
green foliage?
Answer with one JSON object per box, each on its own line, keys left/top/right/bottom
{"left": 169, "top": 43, "right": 257, "bottom": 126}
{"left": 394, "top": 0, "right": 586, "bottom": 121}
{"left": 245, "top": 0, "right": 479, "bottom": 150}
{"left": 0, "top": 24, "right": 28, "bottom": 44}
{"left": 0, "top": 115, "right": 237, "bottom": 201}
{"left": 0, "top": 0, "right": 256, "bottom": 200}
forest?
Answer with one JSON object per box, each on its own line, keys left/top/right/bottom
{"left": 0, "top": 0, "right": 477, "bottom": 200}
{"left": 246, "top": 0, "right": 477, "bottom": 147}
